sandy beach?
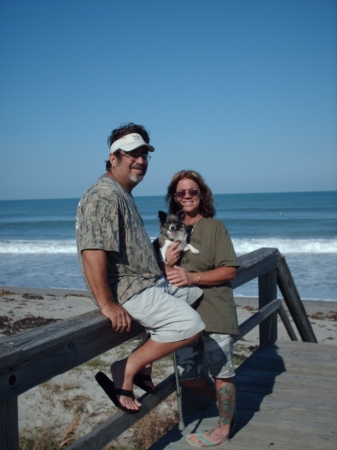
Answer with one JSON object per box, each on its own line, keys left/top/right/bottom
{"left": 1, "top": 286, "right": 336, "bottom": 447}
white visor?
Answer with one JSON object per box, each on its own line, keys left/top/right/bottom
{"left": 110, "top": 133, "right": 155, "bottom": 154}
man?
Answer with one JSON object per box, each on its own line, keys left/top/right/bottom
{"left": 76, "top": 123, "right": 205, "bottom": 413}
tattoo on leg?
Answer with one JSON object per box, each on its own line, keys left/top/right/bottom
{"left": 217, "top": 382, "right": 235, "bottom": 426}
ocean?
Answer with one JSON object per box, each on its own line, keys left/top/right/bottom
{"left": 0, "top": 191, "right": 336, "bottom": 301}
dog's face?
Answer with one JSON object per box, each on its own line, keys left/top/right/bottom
{"left": 158, "top": 210, "right": 186, "bottom": 233}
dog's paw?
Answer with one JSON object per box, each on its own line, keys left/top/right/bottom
{"left": 185, "top": 244, "right": 199, "bottom": 255}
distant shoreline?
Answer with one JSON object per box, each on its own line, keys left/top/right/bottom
{"left": 1, "top": 285, "right": 336, "bottom": 313}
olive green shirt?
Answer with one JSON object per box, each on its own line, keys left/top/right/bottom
{"left": 76, "top": 176, "right": 162, "bottom": 305}
{"left": 181, "top": 217, "right": 240, "bottom": 334}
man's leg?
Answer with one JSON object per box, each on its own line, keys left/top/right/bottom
{"left": 111, "top": 280, "right": 205, "bottom": 410}
{"left": 111, "top": 333, "right": 201, "bottom": 411}
{"left": 132, "top": 334, "right": 157, "bottom": 392}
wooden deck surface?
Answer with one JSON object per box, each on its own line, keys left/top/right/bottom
{"left": 148, "top": 341, "right": 337, "bottom": 450}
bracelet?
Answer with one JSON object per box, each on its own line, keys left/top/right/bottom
{"left": 197, "top": 274, "right": 200, "bottom": 286}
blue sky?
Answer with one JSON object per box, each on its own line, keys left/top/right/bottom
{"left": 0, "top": 0, "right": 336, "bottom": 200}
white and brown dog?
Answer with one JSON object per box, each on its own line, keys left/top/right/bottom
{"left": 157, "top": 210, "right": 199, "bottom": 263}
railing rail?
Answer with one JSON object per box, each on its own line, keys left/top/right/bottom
{"left": 0, "top": 248, "right": 317, "bottom": 450}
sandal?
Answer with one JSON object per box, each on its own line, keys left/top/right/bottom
{"left": 95, "top": 371, "right": 139, "bottom": 414}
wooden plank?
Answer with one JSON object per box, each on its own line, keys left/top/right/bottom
{"left": 230, "top": 248, "right": 281, "bottom": 289}
{"left": 0, "top": 248, "right": 282, "bottom": 405}
{"left": 0, "top": 310, "right": 145, "bottom": 403}
{"left": 233, "top": 298, "right": 280, "bottom": 343}
{"left": 258, "top": 269, "right": 277, "bottom": 344}
{"left": 277, "top": 256, "right": 317, "bottom": 343}
{"left": 277, "top": 300, "right": 298, "bottom": 340}
{"left": 0, "top": 397, "right": 19, "bottom": 450}
{"left": 148, "top": 341, "right": 337, "bottom": 450}
{"left": 244, "top": 341, "right": 336, "bottom": 361}
{"left": 235, "top": 375, "right": 337, "bottom": 396}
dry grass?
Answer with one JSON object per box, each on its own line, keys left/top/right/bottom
{"left": 20, "top": 395, "right": 179, "bottom": 450}
{"left": 40, "top": 381, "right": 80, "bottom": 394}
{"left": 106, "top": 395, "right": 179, "bottom": 450}
{"left": 20, "top": 431, "right": 59, "bottom": 450}
{"left": 0, "top": 289, "right": 14, "bottom": 296}
{"left": 84, "top": 356, "right": 107, "bottom": 369}
{"left": 58, "top": 411, "right": 82, "bottom": 448}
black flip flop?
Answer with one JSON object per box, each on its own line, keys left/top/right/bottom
{"left": 133, "top": 373, "right": 158, "bottom": 394}
{"left": 95, "top": 371, "right": 140, "bottom": 414}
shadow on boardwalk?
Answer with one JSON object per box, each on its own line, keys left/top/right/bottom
{"left": 150, "top": 342, "right": 337, "bottom": 449}
{"left": 149, "top": 344, "right": 286, "bottom": 449}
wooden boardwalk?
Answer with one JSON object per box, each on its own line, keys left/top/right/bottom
{"left": 148, "top": 341, "right": 337, "bottom": 450}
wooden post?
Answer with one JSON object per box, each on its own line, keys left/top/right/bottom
{"left": 0, "top": 397, "right": 19, "bottom": 450}
{"left": 258, "top": 269, "right": 277, "bottom": 345}
{"left": 277, "top": 256, "right": 317, "bottom": 343}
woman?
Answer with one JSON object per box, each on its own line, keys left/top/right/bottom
{"left": 164, "top": 170, "right": 240, "bottom": 448}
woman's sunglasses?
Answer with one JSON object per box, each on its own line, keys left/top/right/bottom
{"left": 174, "top": 189, "right": 200, "bottom": 199}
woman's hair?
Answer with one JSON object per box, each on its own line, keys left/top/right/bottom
{"left": 166, "top": 170, "right": 216, "bottom": 218}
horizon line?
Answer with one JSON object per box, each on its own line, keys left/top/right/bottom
{"left": 0, "top": 189, "right": 336, "bottom": 202}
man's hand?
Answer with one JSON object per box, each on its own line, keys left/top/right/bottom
{"left": 101, "top": 302, "right": 132, "bottom": 333}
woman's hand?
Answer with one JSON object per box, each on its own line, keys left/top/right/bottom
{"left": 166, "top": 265, "right": 196, "bottom": 286}
{"left": 166, "top": 241, "right": 182, "bottom": 266}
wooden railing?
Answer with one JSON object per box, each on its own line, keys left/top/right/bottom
{"left": 0, "top": 248, "right": 317, "bottom": 450}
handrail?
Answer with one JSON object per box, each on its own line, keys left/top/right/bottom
{"left": 0, "top": 248, "right": 317, "bottom": 450}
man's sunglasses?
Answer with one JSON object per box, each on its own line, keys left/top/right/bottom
{"left": 120, "top": 151, "right": 151, "bottom": 162}
{"left": 174, "top": 189, "right": 200, "bottom": 199}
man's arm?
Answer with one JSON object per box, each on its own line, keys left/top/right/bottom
{"left": 82, "top": 249, "right": 132, "bottom": 333}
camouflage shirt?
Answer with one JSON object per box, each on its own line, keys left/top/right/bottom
{"left": 76, "top": 175, "right": 162, "bottom": 305}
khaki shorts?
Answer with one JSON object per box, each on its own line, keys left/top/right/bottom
{"left": 123, "top": 277, "right": 205, "bottom": 343}
{"left": 176, "top": 332, "right": 235, "bottom": 380}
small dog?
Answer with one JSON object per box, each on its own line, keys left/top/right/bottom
{"left": 157, "top": 210, "right": 200, "bottom": 263}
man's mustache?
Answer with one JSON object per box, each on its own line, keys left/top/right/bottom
{"left": 131, "top": 164, "right": 146, "bottom": 170}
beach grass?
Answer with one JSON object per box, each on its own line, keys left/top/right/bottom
{"left": 19, "top": 395, "right": 179, "bottom": 450}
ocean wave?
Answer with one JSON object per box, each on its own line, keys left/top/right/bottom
{"left": 0, "top": 240, "right": 77, "bottom": 254}
{"left": 1, "top": 238, "right": 336, "bottom": 254}
{"left": 232, "top": 238, "right": 337, "bottom": 254}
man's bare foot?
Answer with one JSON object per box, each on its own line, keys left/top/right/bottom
{"left": 110, "top": 359, "right": 142, "bottom": 411}
{"left": 186, "top": 425, "right": 229, "bottom": 447}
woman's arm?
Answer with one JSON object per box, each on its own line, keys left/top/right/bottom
{"left": 166, "top": 265, "right": 237, "bottom": 287}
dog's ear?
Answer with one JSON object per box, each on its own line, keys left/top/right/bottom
{"left": 158, "top": 210, "right": 167, "bottom": 223}
{"left": 177, "top": 210, "right": 186, "bottom": 221}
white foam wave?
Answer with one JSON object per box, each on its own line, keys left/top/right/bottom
{"left": 148, "top": 237, "right": 336, "bottom": 255}
{"left": 1, "top": 238, "right": 336, "bottom": 255}
{"left": 232, "top": 238, "right": 337, "bottom": 254}
{"left": 0, "top": 240, "right": 77, "bottom": 254}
